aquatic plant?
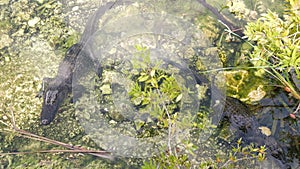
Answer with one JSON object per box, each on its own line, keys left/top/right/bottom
{"left": 244, "top": 0, "right": 300, "bottom": 99}
{"left": 128, "top": 45, "right": 182, "bottom": 134}
{"left": 141, "top": 137, "right": 266, "bottom": 169}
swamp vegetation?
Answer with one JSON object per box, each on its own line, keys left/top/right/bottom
{"left": 0, "top": 0, "right": 299, "bottom": 168}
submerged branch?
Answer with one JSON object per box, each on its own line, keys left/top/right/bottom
{"left": 0, "top": 149, "right": 110, "bottom": 155}
{"left": 0, "top": 108, "right": 114, "bottom": 160}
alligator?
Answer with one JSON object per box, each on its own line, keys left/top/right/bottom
{"left": 38, "top": 1, "right": 290, "bottom": 167}
{"left": 39, "top": 1, "right": 126, "bottom": 125}
{"left": 39, "top": 0, "right": 243, "bottom": 125}
{"left": 190, "top": 69, "right": 291, "bottom": 168}
{"left": 193, "top": 1, "right": 290, "bottom": 167}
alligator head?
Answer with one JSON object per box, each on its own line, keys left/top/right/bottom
{"left": 41, "top": 85, "right": 69, "bottom": 125}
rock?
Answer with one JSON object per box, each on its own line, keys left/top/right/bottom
{"left": 100, "top": 84, "right": 112, "bottom": 95}
{"left": 0, "top": 34, "right": 13, "bottom": 49}
{"left": 72, "top": 6, "right": 79, "bottom": 11}
{"left": 248, "top": 85, "right": 266, "bottom": 102}
{"left": 28, "top": 17, "right": 40, "bottom": 27}
{"left": 259, "top": 126, "right": 272, "bottom": 136}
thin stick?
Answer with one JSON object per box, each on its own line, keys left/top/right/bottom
{"left": 5, "top": 108, "right": 113, "bottom": 160}
{"left": 293, "top": 102, "right": 300, "bottom": 115}
{"left": 0, "top": 149, "right": 109, "bottom": 155}
{"left": 156, "top": 89, "right": 178, "bottom": 157}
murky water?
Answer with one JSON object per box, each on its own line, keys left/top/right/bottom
{"left": 0, "top": 0, "right": 299, "bottom": 168}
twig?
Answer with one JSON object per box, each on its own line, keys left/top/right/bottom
{"left": 0, "top": 149, "right": 109, "bottom": 155}
{"left": 293, "top": 102, "right": 300, "bottom": 115}
{"left": 220, "top": 156, "right": 258, "bottom": 168}
{"left": 155, "top": 89, "right": 174, "bottom": 156}
{"left": 218, "top": 20, "right": 246, "bottom": 39}
{"left": 3, "top": 108, "right": 114, "bottom": 160}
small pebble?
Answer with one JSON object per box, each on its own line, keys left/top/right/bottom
{"left": 0, "top": 34, "right": 13, "bottom": 49}
{"left": 72, "top": 6, "right": 79, "bottom": 11}
{"left": 28, "top": 17, "right": 40, "bottom": 27}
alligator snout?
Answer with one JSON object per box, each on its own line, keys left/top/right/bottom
{"left": 40, "top": 86, "right": 69, "bottom": 125}
{"left": 41, "top": 119, "right": 50, "bottom": 125}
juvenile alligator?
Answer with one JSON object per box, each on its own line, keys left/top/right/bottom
{"left": 39, "top": 0, "right": 242, "bottom": 125}
{"left": 39, "top": 1, "right": 124, "bottom": 125}
{"left": 190, "top": 70, "right": 290, "bottom": 168}
{"left": 40, "top": 43, "right": 83, "bottom": 125}
{"left": 192, "top": 1, "right": 290, "bottom": 166}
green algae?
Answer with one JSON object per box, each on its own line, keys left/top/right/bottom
{"left": 0, "top": 0, "right": 298, "bottom": 168}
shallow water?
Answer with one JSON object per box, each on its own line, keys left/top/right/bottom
{"left": 0, "top": 0, "right": 299, "bottom": 168}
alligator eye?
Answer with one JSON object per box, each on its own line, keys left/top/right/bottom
{"left": 45, "top": 90, "right": 59, "bottom": 104}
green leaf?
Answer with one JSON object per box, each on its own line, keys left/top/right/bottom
{"left": 138, "top": 75, "right": 149, "bottom": 82}
{"left": 150, "top": 78, "right": 158, "bottom": 88}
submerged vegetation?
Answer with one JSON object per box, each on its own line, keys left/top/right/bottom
{"left": 128, "top": 45, "right": 182, "bottom": 135}
{"left": 141, "top": 0, "right": 300, "bottom": 168}
{"left": 219, "top": 0, "right": 300, "bottom": 100}
{"left": 244, "top": 0, "right": 300, "bottom": 99}
{"left": 0, "top": 0, "right": 299, "bottom": 168}
{"left": 141, "top": 138, "right": 267, "bottom": 169}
